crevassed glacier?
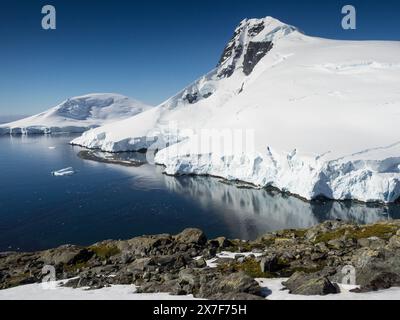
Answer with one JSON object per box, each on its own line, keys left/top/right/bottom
{"left": 154, "top": 140, "right": 400, "bottom": 204}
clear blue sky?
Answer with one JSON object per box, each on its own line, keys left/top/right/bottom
{"left": 0, "top": 0, "right": 399, "bottom": 115}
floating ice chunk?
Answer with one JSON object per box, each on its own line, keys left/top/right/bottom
{"left": 51, "top": 167, "right": 75, "bottom": 176}
{"left": 48, "top": 146, "right": 56, "bottom": 150}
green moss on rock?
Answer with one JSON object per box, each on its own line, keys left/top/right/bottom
{"left": 314, "top": 223, "right": 398, "bottom": 244}
{"left": 90, "top": 245, "right": 121, "bottom": 260}
{"left": 218, "top": 258, "right": 274, "bottom": 278}
{"left": 224, "top": 240, "right": 264, "bottom": 253}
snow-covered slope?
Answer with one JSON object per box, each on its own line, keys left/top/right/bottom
{"left": 71, "top": 17, "right": 400, "bottom": 203}
{"left": 1, "top": 279, "right": 399, "bottom": 300}
{"left": 0, "top": 93, "right": 152, "bottom": 135}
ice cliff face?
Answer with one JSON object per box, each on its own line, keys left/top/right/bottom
{"left": 71, "top": 17, "right": 400, "bottom": 203}
{"left": 0, "top": 93, "right": 152, "bottom": 135}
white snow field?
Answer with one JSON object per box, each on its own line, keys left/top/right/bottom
{"left": 0, "top": 93, "right": 152, "bottom": 135}
{"left": 71, "top": 17, "right": 400, "bottom": 203}
{"left": 0, "top": 280, "right": 198, "bottom": 300}
{"left": 0, "top": 278, "right": 399, "bottom": 300}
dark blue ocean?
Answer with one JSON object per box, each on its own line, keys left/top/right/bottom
{"left": 0, "top": 135, "right": 398, "bottom": 252}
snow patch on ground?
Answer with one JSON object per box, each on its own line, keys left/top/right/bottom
{"left": 316, "top": 61, "right": 400, "bottom": 74}
{"left": 1, "top": 278, "right": 399, "bottom": 300}
{"left": 206, "top": 251, "right": 263, "bottom": 268}
{"left": 0, "top": 280, "right": 198, "bottom": 300}
{"left": 258, "top": 278, "right": 400, "bottom": 300}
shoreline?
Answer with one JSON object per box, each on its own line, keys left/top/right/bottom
{"left": 2, "top": 220, "right": 400, "bottom": 299}
{"left": 76, "top": 147, "right": 399, "bottom": 207}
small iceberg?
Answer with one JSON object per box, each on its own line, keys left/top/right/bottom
{"left": 51, "top": 167, "right": 75, "bottom": 177}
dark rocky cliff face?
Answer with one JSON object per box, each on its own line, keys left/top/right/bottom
{"left": 217, "top": 25, "right": 245, "bottom": 67}
{"left": 248, "top": 21, "right": 265, "bottom": 37}
{"left": 164, "top": 18, "right": 297, "bottom": 109}
{"left": 243, "top": 41, "right": 274, "bottom": 76}
{"left": 217, "top": 20, "right": 274, "bottom": 78}
{"left": 217, "top": 41, "right": 244, "bottom": 78}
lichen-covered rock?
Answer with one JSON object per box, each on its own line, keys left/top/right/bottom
{"left": 119, "top": 234, "right": 172, "bottom": 255}
{"left": 174, "top": 228, "right": 207, "bottom": 245}
{"left": 351, "top": 247, "right": 400, "bottom": 291}
{"left": 199, "top": 272, "right": 262, "bottom": 299}
{"left": 128, "top": 258, "right": 154, "bottom": 272}
{"left": 39, "top": 245, "right": 93, "bottom": 266}
{"left": 283, "top": 272, "right": 340, "bottom": 296}
{"left": 388, "top": 235, "right": 400, "bottom": 249}
{"left": 358, "top": 237, "right": 386, "bottom": 249}
{"left": 2, "top": 221, "right": 400, "bottom": 297}
{"left": 351, "top": 272, "right": 400, "bottom": 293}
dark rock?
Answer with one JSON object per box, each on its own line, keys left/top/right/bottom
{"left": 183, "top": 93, "right": 198, "bottom": 104}
{"left": 218, "top": 64, "right": 236, "bottom": 78}
{"left": 214, "top": 237, "right": 231, "bottom": 248}
{"left": 152, "top": 255, "right": 176, "bottom": 267}
{"left": 112, "top": 272, "right": 135, "bottom": 285}
{"left": 174, "top": 228, "right": 207, "bottom": 246}
{"left": 388, "top": 235, "right": 400, "bottom": 249}
{"left": 283, "top": 272, "right": 340, "bottom": 296}
{"left": 120, "top": 234, "right": 172, "bottom": 255}
{"left": 217, "top": 33, "right": 244, "bottom": 79}
{"left": 64, "top": 273, "right": 110, "bottom": 289}
{"left": 260, "top": 255, "right": 280, "bottom": 273}
{"left": 128, "top": 258, "right": 154, "bottom": 271}
{"left": 210, "top": 292, "right": 265, "bottom": 300}
{"left": 199, "top": 272, "right": 262, "bottom": 299}
{"left": 357, "top": 237, "right": 386, "bottom": 249}
{"left": 2, "top": 221, "right": 400, "bottom": 298}
{"left": 351, "top": 272, "right": 400, "bottom": 293}
{"left": 248, "top": 22, "right": 265, "bottom": 37}
{"left": 217, "top": 26, "right": 244, "bottom": 66}
{"left": 243, "top": 41, "right": 273, "bottom": 76}
{"left": 327, "top": 239, "right": 345, "bottom": 250}
{"left": 179, "top": 269, "right": 200, "bottom": 287}
{"left": 310, "top": 252, "right": 326, "bottom": 261}
{"left": 352, "top": 247, "right": 400, "bottom": 291}
{"left": 202, "top": 247, "right": 217, "bottom": 260}
{"left": 39, "top": 246, "right": 93, "bottom": 266}
{"left": 137, "top": 279, "right": 182, "bottom": 295}
{"left": 193, "top": 258, "right": 207, "bottom": 268}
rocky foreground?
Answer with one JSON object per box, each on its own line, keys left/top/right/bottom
{"left": 2, "top": 220, "right": 400, "bottom": 300}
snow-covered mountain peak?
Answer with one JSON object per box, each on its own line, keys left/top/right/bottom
{"left": 0, "top": 93, "right": 152, "bottom": 135}
{"left": 71, "top": 17, "right": 400, "bottom": 204}
{"left": 238, "top": 16, "right": 299, "bottom": 40}
{"left": 48, "top": 93, "right": 148, "bottom": 121}
{"left": 217, "top": 16, "right": 299, "bottom": 77}
{"left": 160, "top": 17, "right": 301, "bottom": 110}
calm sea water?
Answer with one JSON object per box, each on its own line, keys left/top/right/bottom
{"left": 0, "top": 135, "right": 399, "bottom": 252}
